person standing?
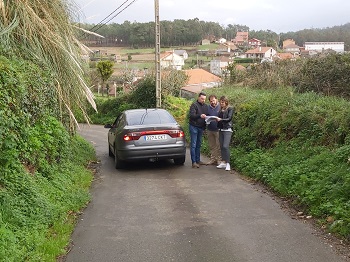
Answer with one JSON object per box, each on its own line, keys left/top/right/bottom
{"left": 216, "top": 96, "right": 234, "bottom": 171}
{"left": 206, "top": 94, "right": 221, "bottom": 165}
{"left": 189, "top": 92, "right": 208, "bottom": 168}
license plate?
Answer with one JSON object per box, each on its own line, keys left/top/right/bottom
{"left": 144, "top": 134, "right": 166, "bottom": 141}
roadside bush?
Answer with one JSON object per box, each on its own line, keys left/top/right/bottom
{"left": 130, "top": 75, "right": 157, "bottom": 108}
{"left": 86, "top": 95, "right": 137, "bottom": 124}
{"left": 220, "top": 86, "right": 350, "bottom": 239}
{"left": 0, "top": 119, "right": 95, "bottom": 261}
{"left": 0, "top": 55, "right": 96, "bottom": 261}
{"left": 297, "top": 53, "right": 350, "bottom": 98}
{"left": 244, "top": 59, "right": 303, "bottom": 89}
{"left": 232, "top": 87, "right": 350, "bottom": 149}
{"left": 243, "top": 53, "right": 350, "bottom": 101}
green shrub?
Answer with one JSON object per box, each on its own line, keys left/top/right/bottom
{"left": 0, "top": 55, "right": 96, "bottom": 261}
{"left": 130, "top": 75, "right": 157, "bottom": 108}
{"left": 221, "top": 86, "right": 350, "bottom": 239}
{"left": 0, "top": 128, "right": 94, "bottom": 261}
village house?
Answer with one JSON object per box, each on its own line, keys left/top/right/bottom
{"left": 248, "top": 38, "right": 262, "bottom": 48}
{"left": 232, "top": 31, "right": 249, "bottom": 46}
{"left": 160, "top": 51, "right": 184, "bottom": 70}
{"left": 210, "top": 57, "right": 246, "bottom": 76}
{"left": 304, "top": 42, "right": 345, "bottom": 53}
{"left": 226, "top": 41, "right": 239, "bottom": 52}
{"left": 180, "top": 68, "right": 222, "bottom": 98}
{"left": 245, "top": 46, "right": 277, "bottom": 60}
{"left": 174, "top": 50, "right": 189, "bottom": 60}
{"left": 283, "top": 39, "right": 296, "bottom": 49}
{"left": 201, "top": 39, "right": 210, "bottom": 45}
{"left": 210, "top": 56, "right": 232, "bottom": 76}
{"left": 216, "top": 44, "right": 231, "bottom": 56}
{"left": 217, "top": 38, "right": 227, "bottom": 44}
{"left": 275, "top": 52, "right": 296, "bottom": 60}
{"left": 283, "top": 43, "right": 300, "bottom": 54}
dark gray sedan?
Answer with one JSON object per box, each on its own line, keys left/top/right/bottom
{"left": 105, "top": 108, "right": 186, "bottom": 169}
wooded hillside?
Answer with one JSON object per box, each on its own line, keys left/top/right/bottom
{"left": 78, "top": 19, "right": 350, "bottom": 50}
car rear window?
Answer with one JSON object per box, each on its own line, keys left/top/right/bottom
{"left": 127, "top": 110, "right": 176, "bottom": 125}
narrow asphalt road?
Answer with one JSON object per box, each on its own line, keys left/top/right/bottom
{"left": 64, "top": 124, "right": 347, "bottom": 262}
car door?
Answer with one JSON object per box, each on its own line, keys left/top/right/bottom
{"left": 108, "top": 114, "right": 123, "bottom": 150}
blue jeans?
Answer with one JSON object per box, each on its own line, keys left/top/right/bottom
{"left": 189, "top": 124, "right": 204, "bottom": 163}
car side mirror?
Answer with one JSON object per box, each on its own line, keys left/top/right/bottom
{"left": 104, "top": 124, "right": 113, "bottom": 128}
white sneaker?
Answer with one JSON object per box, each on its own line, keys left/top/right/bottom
{"left": 216, "top": 162, "right": 226, "bottom": 169}
{"left": 225, "top": 163, "right": 231, "bottom": 171}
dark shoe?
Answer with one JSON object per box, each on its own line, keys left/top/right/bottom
{"left": 192, "top": 163, "right": 200, "bottom": 168}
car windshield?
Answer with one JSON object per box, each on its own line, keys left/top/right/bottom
{"left": 127, "top": 110, "right": 176, "bottom": 125}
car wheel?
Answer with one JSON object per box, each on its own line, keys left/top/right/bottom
{"left": 108, "top": 144, "right": 114, "bottom": 157}
{"left": 114, "top": 148, "right": 124, "bottom": 169}
{"left": 174, "top": 156, "right": 185, "bottom": 165}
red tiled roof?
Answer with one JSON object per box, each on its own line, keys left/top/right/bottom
{"left": 277, "top": 53, "right": 293, "bottom": 59}
{"left": 246, "top": 47, "right": 273, "bottom": 54}
{"left": 184, "top": 68, "right": 221, "bottom": 85}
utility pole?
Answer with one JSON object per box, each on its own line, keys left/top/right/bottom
{"left": 155, "top": 0, "right": 161, "bottom": 108}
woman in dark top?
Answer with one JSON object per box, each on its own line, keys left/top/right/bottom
{"left": 216, "top": 96, "right": 234, "bottom": 171}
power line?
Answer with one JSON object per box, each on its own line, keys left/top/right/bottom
{"left": 88, "top": 0, "right": 131, "bottom": 32}
{"left": 89, "top": 0, "right": 138, "bottom": 33}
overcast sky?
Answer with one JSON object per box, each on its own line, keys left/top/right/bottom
{"left": 72, "top": 0, "right": 350, "bottom": 33}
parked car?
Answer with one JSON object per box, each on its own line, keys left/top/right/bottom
{"left": 105, "top": 108, "right": 186, "bottom": 169}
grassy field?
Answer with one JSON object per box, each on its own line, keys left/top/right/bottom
{"left": 91, "top": 44, "right": 220, "bottom": 72}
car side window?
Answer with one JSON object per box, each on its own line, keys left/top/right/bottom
{"left": 113, "top": 115, "right": 123, "bottom": 127}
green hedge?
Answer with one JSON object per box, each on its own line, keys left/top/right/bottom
{"left": 223, "top": 86, "right": 350, "bottom": 239}
{"left": 0, "top": 55, "right": 96, "bottom": 261}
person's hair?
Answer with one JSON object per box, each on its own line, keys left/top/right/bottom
{"left": 198, "top": 92, "right": 206, "bottom": 97}
{"left": 209, "top": 94, "right": 217, "bottom": 100}
{"left": 219, "top": 96, "right": 229, "bottom": 108}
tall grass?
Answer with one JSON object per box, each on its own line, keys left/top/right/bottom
{"left": 0, "top": 0, "right": 95, "bottom": 130}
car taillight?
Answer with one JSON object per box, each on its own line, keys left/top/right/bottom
{"left": 123, "top": 132, "right": 141, "bottom": 141}
{"left": 167, "top": 130, "right": 185, "bottom": 138}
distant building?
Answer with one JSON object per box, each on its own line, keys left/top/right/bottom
{"left": 283, "top": 43, "right": 300, "bottom": 54}
{"left": 160, "top": 51, "right": 184, "bottom": 70}
{"left": 180, "top": 68, "right": 222, "bottom": 98}
{"left": 210, "top": 57, "right": 231, "bottom": 76}
{"left": 275, "top": 52, "right": 297, "bottom": 60}
{"left": 174, "top": 50, "right": 189, "bottom": 60}
{"left": 245, "top": 47, "right": 277, "bottom": 60}
{"left": 201, "top": 39, "right": 210, "bottom": 45}
{"left": 232, "top": 31, "right": 249, "bottom": 46}
{"left": 217, "top": 38, "right": 227, "bottom": 44}
{"left": 304, "top": 42, "right": 344, "bottom": 53}
{"left": 283, "top": 39, "right": 296, "bottom": 49}
{"left": 248, "top": 38, "right": 262, "bottom": 48}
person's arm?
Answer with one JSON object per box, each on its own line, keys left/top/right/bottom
{"left": 189, "top": 103, "right": 200, "bottom": 120}
{"left": 221, "top": 107, "right": 234, "bottom": 122}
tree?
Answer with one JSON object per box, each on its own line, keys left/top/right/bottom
{"left": 96, "top": 60, "right": 114, "bottom": 96}
{"left": 161, "top": 69, "right": 189, "bottom": 97}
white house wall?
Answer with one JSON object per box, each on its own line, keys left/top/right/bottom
{"left": 304, "top": 42, "right": 344, "bottom": 53}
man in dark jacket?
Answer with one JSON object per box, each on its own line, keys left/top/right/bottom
{"left": 189, "top": 92, "right": 208, "bottom": 168}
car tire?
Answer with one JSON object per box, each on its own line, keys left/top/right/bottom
{"left": 174, "top": 156, "right": 185, "bottom": 165}
{"left": 114, "top": 148, "right": 125, "bottom": 169}
{"left": 108, "top": 144, "right": 114, "bottom": 157}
